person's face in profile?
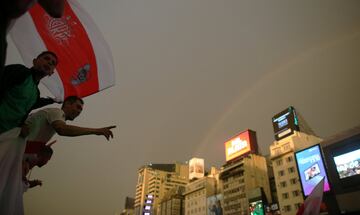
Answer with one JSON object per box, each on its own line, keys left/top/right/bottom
{"left": 64, "top": 100, "right": 83, "bottom": 120}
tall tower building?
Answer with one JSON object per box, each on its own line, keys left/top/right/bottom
{"left": 183, "top": 165, "right": 221, "bottom": 215}
{"left": 134, "top": 163, "right": 189, "bottom": 215}
{"left": 121, "top": 197, "right": 135, "bottom": 215}
{"left": 220, "top": 129, "right": 272, "bottom": 215}
{"left": 269, "top": 106, "right": 322, "bottom": 215}
{"left": 158, "top": 186, "right": 186, "bottom": 215}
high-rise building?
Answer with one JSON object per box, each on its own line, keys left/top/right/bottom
{"left": 183, "top": 166, "right": 221, "bottom": 215}
{"left": 220, "top": 129, "right": 272, "bottom": 215}
{"left": 270, "top": 106, "right": 322, "bottom": 215}
{"left": 220, "top": 153, "right": 272, "bottom": 215}
{"left": 121, "top": 197, "right": 135, "bottom": 215}
{"left": 134, "top": 163, "right": 189, "bottom": 215}
{"left": 158, "top": 186, "right": 186, "bottom": 215}
{"left": 270, "top": 131, "right": 322, "bottom": 214}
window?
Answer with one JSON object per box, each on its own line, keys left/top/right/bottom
{"left": 282, "top": 192, "right": 289, "bottom": 199}
{"left": 295, "top": 203, "right": 302, "bottom": 210}
{"left": 278, "top": 170, "right": 285, "bottom": 177}
{"left": 284, "top": 205, "right": 291, "bottom": 212}
{"left": 286, "top": 156, "right": 293, "bottom": 163}
{"left": 290, "top": 178, "right": 297, "bottom": 185}
{"left": 288, "top": 167, "right": 295, "bottom": 173}
{"left": 280, "top": 181, "right": 287, "bottom": 188}
{"left": 292, "top": 190, "right": 300, "bottom": 197}
{"left": 276, "top": 159, "right": 283, "bottom": 166}
{"left": 273, "top": 147, "right": 281, "bottom": 155}
{"left": 283, "top": 143, "right": 291, "bottom": 151}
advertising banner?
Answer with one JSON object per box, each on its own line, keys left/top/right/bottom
{"left": 272, "top": 106, "right": 299, "bottom": 141}
{"left": 295, "top": 144, "right": 330, "bottom": 196}
{"left": 189, "top": 158, "right": 205, "bottom": 180}
{"left": 225, "top": 130, "right": 258, "bottom": 161}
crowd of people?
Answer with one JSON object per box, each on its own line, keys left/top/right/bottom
{"left": 0, "top": 1, "right": 116, "bottom": 214}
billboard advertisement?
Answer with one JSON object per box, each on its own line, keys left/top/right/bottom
{"left": 249, "top": 200, "right": 264, "bottom": 215}
{"left": 189, "top": 158, "right": 205, "bottom": 180}
{"left": 272, "top": 106, "right": 300, "bottom": 141}
{"left": 333, "top": 149, "right": 360, "bottom": 179}
{"left": 295, "top": 144, "right": 330, "bottom": 196}
{"left": 225, "top": 130, "right": 258, "bottom": 162}
{"left": 207, "top": 194, "right": 223, "bottom": 215}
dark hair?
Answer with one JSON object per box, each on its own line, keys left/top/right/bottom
{"left": 38, "top": 146, "right": 53, "bottom": 157}
{"left": 37, "top": 51, "right": 58, "bottom": 65}
{"left": 62, "top": 95, "right": 84, "bottom": 108}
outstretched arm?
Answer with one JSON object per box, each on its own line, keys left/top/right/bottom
{"left": 52, "top": 120, "right": 116, "bottom": 140}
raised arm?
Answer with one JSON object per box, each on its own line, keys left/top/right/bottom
{"left": 51, "top": 120, "right": 115, "bottom": 140}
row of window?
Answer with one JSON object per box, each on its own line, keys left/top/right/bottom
{"left": 275, "top": 155, "right": 294, "bottom": 166}
{"left": 283, "top": 203, "right": 302, "bottom": 212}
{"left": 281, "top": 190, "right": 301, "bottom": 199}
{"left": 279, "top": 178, "right": 298, "bottom": 188}
{"left": 186, "top": 206, "right": 206, "bottom": 214}
{"left": 185, "top": 189, "right": 206, "bottom": 200}
{"left": 222, "top": 171, "right": 244, "bottom": 183}
{"left": 278, "top": 166, "right": 296, "bottom": 176}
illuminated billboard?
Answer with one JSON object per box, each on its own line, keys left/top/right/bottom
{"left": 249, "top": 200, "right": 264, "bottom": 215}
{"left": 207, "top": 194, "right": 223, "bottom": 215}
{"left": 272, "top": 106, "right": 300, "bottom": 141}
{"left": 225, "top": 130, "right": 258, "bottom": 162}
{"left": 333, "top": 149, "right": 360, "bottom": 179}
{"left": 189, "top": 158, "right": 205, "bottom": 180}
{"left": 295, "top": 144, "right": 330, "bottom": 196}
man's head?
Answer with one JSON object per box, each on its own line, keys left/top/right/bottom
{"left": 32, "top": 51, "right": 58, "bottom": 78}
{"left": 62, "top": 96, "right": 84, "bottom": 120}
{"left": 36, "top": 146, "right": 53, "bottom": 167}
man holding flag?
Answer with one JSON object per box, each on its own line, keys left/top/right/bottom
{"left": 0, "top": 51, "right": 60, "bottom": 134}
{"left": 1, "top": 0, "right": 65, "bottom": 84}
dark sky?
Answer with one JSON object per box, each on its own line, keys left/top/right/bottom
{"left": 6, "top": 0, "right": 360, "bottom": 214}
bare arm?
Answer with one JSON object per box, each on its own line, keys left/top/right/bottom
{"left": 52, "top": 120, "right": 116, "bottom": 140}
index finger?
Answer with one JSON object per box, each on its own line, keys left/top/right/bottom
{"left": 106, "top": 125, "right": 116, "bottom": 130}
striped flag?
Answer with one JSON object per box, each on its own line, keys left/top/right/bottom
{"left": 296, "top": 177, "right": 324, "bottom": 215}
{"left": 9, "top": 0, "right": 115, "bottom": 100}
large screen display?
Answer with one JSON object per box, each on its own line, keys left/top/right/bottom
{"left": 207, "top": 194, "right": 223, "bottom": 215}
{"left": 189, "top": 158, "right": 205, "bottom": 180}
{"left": 272, "top": 106, "right": 300, "bottom": 141}
{"left": 249, "top": 200, "right": 264, "bottom": 215}
{"left": 333, "top": 149, "right": 360, "bottom": 179}
{"left": 224, "top": 130, "right": 258, "bottom": 161}
{"left": 295, "top": 144, "right": 330, "bottom": 196}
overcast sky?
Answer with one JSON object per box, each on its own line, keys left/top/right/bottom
{"left": 5, "top": 0, "right": 360, "bottom": 214}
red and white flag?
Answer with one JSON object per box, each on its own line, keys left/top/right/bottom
{"left": 9, "top": 0, "right": 115, "bottom": 100}
{"left": 296, "top": 177, "right": 325, "bottom": 215}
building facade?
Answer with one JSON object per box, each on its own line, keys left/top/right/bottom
{"left": 183, "top": 172, "right": 220, "bottom": 215}
{"left": 269, "top": 131, "right": 322, "bottom": 215}
{"left": 121, "top": 197, "right": 135, "bottom": 215}
{"left": 220, "top": 154, "right": 272, "bottom": 215}
{"left": 134, "top": 163, "right": 189, "bottom": 215}
{"left": 158, "top": 186, "right": 185, "bottom": 215}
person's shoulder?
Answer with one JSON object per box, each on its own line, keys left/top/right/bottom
{"left": 4, "top": 64, "right": 31, "bottom": 76}
{"left": 5, "top": 64, "right": 29, "bottom": 70}
{"left": 44, "top": 108, "right": 65, "bottom": 117}
{"left": 43, "top": 107, "right": 63, "bottom": 113}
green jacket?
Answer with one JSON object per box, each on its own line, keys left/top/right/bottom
{"left": 0, "top": 64, "right": 54, "bottom": 133}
